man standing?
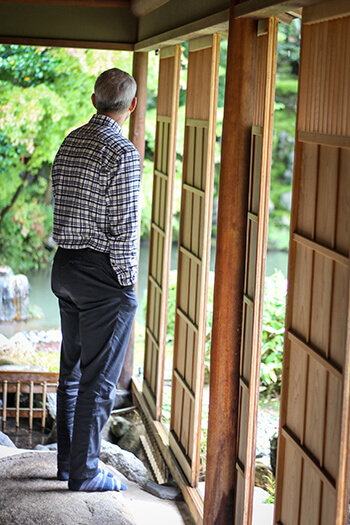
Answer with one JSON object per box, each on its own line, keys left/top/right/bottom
{"left": 51, "top": 68, "right": 140, "bottom": 492}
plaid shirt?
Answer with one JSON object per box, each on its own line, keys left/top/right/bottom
{"left": 52, "top": 113, "right": 140, "bottom": 286}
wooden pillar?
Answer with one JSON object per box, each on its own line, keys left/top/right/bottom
{"left": 129, "top": 51, "right": 148, "bottom": 168}
{"left": 118, "top": 51, "right": 148, "bottom": 390}
{"left": 203, "top": 6, "right": 257, "bottom": 524}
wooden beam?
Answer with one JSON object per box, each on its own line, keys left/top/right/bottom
{"left": 130, "top": 0, "right": 170, "bottom": 17}
{"left": 134, "top": 0, "right": 325, "bottom": 52}
{"left": 0, "top": 0, "right": 130, "bottom": 6}
{"left": 234, "top": 0, "right": 338, "bottom": 19}
{"left": 336, "top": 269, "right": 350, "bottom": 524}
{"left": 0, "top": 36, "right": 134, "bottom": 50}
{"left": 135, "top": 10, "right": 229, "bottom": 52}
{"left": 203, "top": 4, "right": 257, "bottom": 524}
{"left": 303, "top": 0, "right": 350, "bottom": 24}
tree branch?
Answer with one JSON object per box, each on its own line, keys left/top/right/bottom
{"left": 0, "top": 171, "right": 30, "bottom": 225}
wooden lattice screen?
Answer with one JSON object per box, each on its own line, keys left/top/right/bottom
{"left": 235, "top": 18, "right": 278, "bottom": 525}
{"left": 275, "top": 2, "right": 350, "bottom": 524}
{"left": 169, "top": 34, "right": 220, "bottom": 487}
{"left": 0, "top": 370, "right": 58, "bottom": 430}
{"left": 143, "top": 45, "right": 181, "bottom": 420}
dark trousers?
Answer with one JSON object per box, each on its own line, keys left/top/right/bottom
{"left": 51, "top": 247, "right": 137, "bottom": 480}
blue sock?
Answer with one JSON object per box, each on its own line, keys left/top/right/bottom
{"left": 68, "top": 469, "right": 127, "bottom": 492}
{"left": 58, "top": 467, "right": 114, "bottom": 482}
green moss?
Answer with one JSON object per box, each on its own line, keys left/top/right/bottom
{"left": 275, "top": 77, "right": 298, "bottom": 95}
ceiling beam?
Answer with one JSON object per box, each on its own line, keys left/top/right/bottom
{"left": 130, "top": 0, "right": 171, "bottom": 17}
{"left": 135, "top": 9, "right": 229, "bottom": 52}
{"left": 0, "top": 0, "right": 129, "bottom": 7}
{"left": 0, "top": 35, "right": 134, "bottom": 50}
{"left": 0, "top": 0, "right": 173, "bottom": 11}
{"left": 234, "top": 0, "right": 333, "bottom": 18}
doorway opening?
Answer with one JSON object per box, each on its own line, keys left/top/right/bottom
{"left": 254, "top": 17, "right": 301, "bottom": 524}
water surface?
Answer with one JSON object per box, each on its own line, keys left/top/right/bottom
{"left": 0, "top": 246, "right": 288, "bottom": 338}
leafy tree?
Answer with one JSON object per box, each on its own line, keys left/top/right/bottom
{"left": 268, "top": 19, "right": 301, "bottom": 251}
{"left": 0, "top": 45, "right": 133, "bottom": 271}
{"left": 277, "top": 19, "right": 301, "bottom": 77}
{"left": 0, "top": 22, "right": 301, "bottom": 271}
{"left": 260, "top": 271, "right": 287, "bottom": 397}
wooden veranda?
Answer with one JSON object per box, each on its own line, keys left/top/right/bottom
{"left": 0, "top": 0, "right": 349, "bottom": 523}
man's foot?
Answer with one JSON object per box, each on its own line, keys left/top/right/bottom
{"left": 58, "top": 467, "right": 114, "bottom": 482}
{"left": 57, "top": 469, "right": 69, "bottom": 481}
{"left": 68, "top": 469, "right": 127, "bottom": 492}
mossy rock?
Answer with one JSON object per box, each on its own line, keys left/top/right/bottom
{"left": 0, "top": 356, "right": 21, "bottom": 367}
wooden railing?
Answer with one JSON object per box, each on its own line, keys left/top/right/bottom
{"left": 0, "top": 369, "right": 59, "bottom": 431}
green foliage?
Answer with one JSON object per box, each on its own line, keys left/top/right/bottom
{"left": 260, "top": 271, "right": 287, "bottom": 397}
{"left": 0, "top": 45, "right": 61, "bottom": 87}
{"left": 218, "top": 38, "right": 228, "bottom": 108}
{"left": 268, "top": 18, "right": 301, "bottom": 251}
{"left": 0, "top": 23, "right": 300, "bottom": 271}
{"left": 163, "top": 269, "right": 286, "bottom": 399}
{"left": 0, "top": 45, "right": 133, "bottom": 272}
{"left": 0, "top": 198, "right": 53, "bottom": 272}
{"left": 164, "top": 270, "right": 178, "bottom": 345}
{"left": 165, "top": 269, "right": 214, "bottom": 376}
{"left": 146, "top": 51, "right": 159, "bottom": 110}
{"left": 277, "top": 19, "right": 301, "bottom": 76}
{"left": 139, "top": 158, "right": 153, "bottom": 239}
{"left": 161, "top": 386, "right": 172, "bottom": 428}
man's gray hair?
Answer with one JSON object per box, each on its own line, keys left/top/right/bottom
{"left": 94, "top": 68, "right": 137, "bottom": 114}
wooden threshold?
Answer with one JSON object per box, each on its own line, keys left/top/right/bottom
{"left": 132, "top": 376, "right": 204, "bottom": 525}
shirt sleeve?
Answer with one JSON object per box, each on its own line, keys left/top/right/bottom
{"left": 106, "top": 147, "right": 141, "bottom": 286}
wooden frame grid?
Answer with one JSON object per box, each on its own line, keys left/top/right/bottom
{"left": 0, "top": 370, "right": 58, "bottom": 431}
{"left": 274, "top": 5, "right": 350, "bottom": 524}
{"left": 169, "top": 34, "right": 220, "bottom": 487}
{"left": 143, "top": 45, "right": 181, "bottom": 420}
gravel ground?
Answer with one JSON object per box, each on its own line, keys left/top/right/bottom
{"left": 256, "top": 403, "right": 279, "bottom": 461}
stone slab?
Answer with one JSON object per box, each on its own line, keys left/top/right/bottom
{"left": 0, "top": 451, "right": 136, "bottom": 525}
{"left": 0, "top": 448, "right": 194, "bottom": 525}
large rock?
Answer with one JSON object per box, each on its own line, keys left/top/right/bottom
{"left": 35, "top": 440, "right": 149, "bottom": 488}
{"left": 0, "top": 431, "right": 16, "bottom": 448}
{"left": 0, "top": 451, "right": 137, "bottom": 525}
{"left": 117, "top": 423, "right": 145, "bottom": 459}
{"left": 0, "top": 266, "right": 30, "bottom": 321}
{"left": 109, "top": 415, "right": 132, "bottom": 439}
{"left": 255, "top": 458, "right": 273, "bottom": 492}
{"left": 0, "top": 333, "right": 10, "bottom": 349}
{"left": 100, "top": 439, "right": 149, "bottom": 486}
{"left": 142, "top": 480, "right": 182, "bottom": 501}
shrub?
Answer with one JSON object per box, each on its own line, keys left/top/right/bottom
{"left": 260, "top": 270, "right": 287, "bottom": 398}
{"left": 0, "top": 198, "right": 53, "bottom": 273}
{"left": 165, "top": 269, "right": 214, "bottom": 370}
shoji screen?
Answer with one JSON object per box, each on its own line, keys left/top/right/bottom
{"left": 169, "top": 34, "right": 220, "bottom": 487}
{"left": 143, "top": 45, "right": 181, "bottom": 420}
{"left": 275, "top": 3, "right": 350, "bottom": 524}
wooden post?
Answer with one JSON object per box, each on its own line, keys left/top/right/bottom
{"left": 117, "top": 51, "right": 148, "bottom": 390}
{"left": 129, "top": 51, "right": 148, "bottom": 168}
{"left": 203, "top": 6, "right": 257, "bottom": 524}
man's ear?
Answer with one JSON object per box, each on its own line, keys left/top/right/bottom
{"left": 91, "top": 93, "right": 97, "bottom": 109}
{"left": 129, "top": 97, "right": 137, "bottom": 113}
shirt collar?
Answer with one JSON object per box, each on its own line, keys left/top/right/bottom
{"left": 89, "top": 113, "right": 122, "bottom": 134}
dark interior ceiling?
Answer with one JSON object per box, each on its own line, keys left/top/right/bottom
{"left": 0, "top": 0, "right": 325, "bottom": 50}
